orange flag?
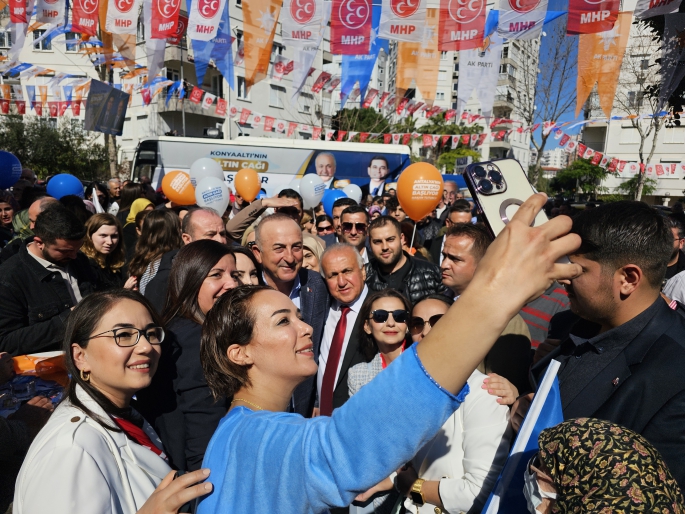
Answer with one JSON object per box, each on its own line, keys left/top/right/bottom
{"left": 38, "top": 85, "right": 48, "bottom": 105}
{"left": 99, "top": 0, "right": 115, "bottom": 67}
{"left": 0, "top": 84, "right": 10, "bottom": 100}
{"left": 576, "top": 11, "right": 632, "bottom": 118}
{"left": 396, "top": 8, "right": 441, "bottom": 107}
{"left": 243, "top": 0, "right": 282, "bottom": 89}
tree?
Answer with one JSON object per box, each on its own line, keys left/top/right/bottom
{"left": 550, "top": 158, "right": 617, "bottom": 199}
{"left": 331, "top": 108, "right": 393, "bottom": 135}
{"left": 0, "top": 116, "right": 109, "bottom": 180}
{"left": 510, "top": 18, "right": 577, "bottom": 186}
{"left": 414, "top": 113, "right": 482, "bottom": 165}
{"left": 611, "top": 21, "right": 664, "bottom": 201}
{"left": 616, "top": 174, "right": 658, "bottom": 198}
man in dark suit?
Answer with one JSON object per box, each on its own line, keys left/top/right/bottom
{"left": 360, "top": 156, "right": 391, "bottom": 199}
{"left": 530, "top": 201, "right": 685, "bottom": 487}
{"left": 317, "top": 243, "right": 368, "bottom": 415}
{"left": 252, "top": 213, "right": 330, "bottom": 417}
{"left": 425, "top": 200, "right": 474, "bottom": 264}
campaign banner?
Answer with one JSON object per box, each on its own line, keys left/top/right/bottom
{"left": 243, "top": 0, "right": 282, "bottom": 88}
{"left": 567, "top": 0, "right": 619, "bottom": 34}
{"left": 288, "top": 122, "right": 298, "bottom": 137}
{"left": 202, "top": 92, "right": 216, "bottom": 109}
{"left": 106, "top": 0, "right": 141, "bottom": 34}
{"left": 72, "top": 0, "right": 100, "bottom": 35}
{"left": 325, "top": 76, "right": 341, "bottom": 92}
{"left": 457, "top": 34, "right": 503, "bottom": 118}
{"left": 272, "top": 54, "right": 288, "bottom": 81}
{"left": 36, "top": 0, "right": 66, "bottom": 25}
{"left": 380, "top": 0, "right": 427, "bottom": 41}
{"left": 152, "top": 0, "right": 182, "bottom": 39}
{"left": 189, "top": 86, "right": 204, "bottom": 104}
{"left": 188, "top": 0, "right": 227, "bottom": 41}
{"left": 362, "top": 88, "right": 379, "bottom": 108}
{"left": 233, "top": 39, "right": 245, "bottom": 65}
{"left": 634, "top": 0, "right": 681, "bottom": 18}
{"left": 16, "top": 101, "right": 26, "bottom": 114}
{"left": 84, "top": 80, "right": 130, "bottom": 136}
{"left": 392, "top": 133, "right": 401, "bottom": 144}
{"left": 216, "top": 97, "right": 227, "bottom": 116}
{"left": 312, "top": 127, "right": 322, "bottom": 139}
{"left": 274, "top": 119, "right": 287, "bottom": 133}
{"left": 264, "top": 116, "right": 275, "bottom": 132}
{"left": 72, "top": 100, "right": 81, "bottom": 116}
{"left": 239, "top": 108, "right": 251, "bottom": 124}
{"left": 191, "top": 1, "right": 234, "bottom": 87}
{"left": 438, "top": 0, "right": 485, "bottom": 50}
{"left": 10, "top": 0, "right": 27, "bottom": 23}
{"left": 325, "top": 129, "right": 335, "bottom": 140}
{"left": 660, "top": 14, "right": 685, "bottom": 109}
{"left": 337, "top": 130, "right": 348, "bottom": 141}
{"left": 311, "top": 71, "right": 332, "bottom": 92}
{"left": 331, "top": 0, "right": 372, "bottom": 54}
{"left": 0, "top": 100, "right": 9, "bottom": 115}
{"left": 498, "top": 0, "right": 548, "bottom": 39}
{"left": 396, "top": 8, "right": 440, "bottom": 103}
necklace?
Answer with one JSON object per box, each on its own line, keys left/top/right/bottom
{"left": 231, "top": 398, "right": 263, "bottom": 411}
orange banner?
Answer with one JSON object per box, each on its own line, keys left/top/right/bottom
{"left": 576, "top": 11, "right": 632, "bottom": 117}
{"left": 396, "top": 8, "right": 441, "bottom": 107}
{"left": 38, "top": 85, "right": 48, "bottom": 105}
{"left": 99, "top": 0, "right": 114, "bottom": 67}
{"left": 243, "top": 0, "right": 282, "bottom": 89}
{"left": 0, "top": 84, "right": 10, "bottom": 100}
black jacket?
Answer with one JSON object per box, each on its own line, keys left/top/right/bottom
{"left": 0, "top": 242, "right": 97, "bottom": 355}
{"left": 332, "top": 313, "right": 367, "bottom": 411}
{"left": 0, "top": 237, "right": 21, "bottom": 265}
{"left": 135, "top": 317, "right": 229, "bottom": 472}
{"left": 531, "top": 300, "right": 685, "bottom": 488}
{"left": 88, "top": 257, "right": 126, "bottom": 292}
{"left": 144, "top": 249, "right": 179, "bottom": 317}
{"left": 364, "top": 252, "right": 450, "bottom": 305}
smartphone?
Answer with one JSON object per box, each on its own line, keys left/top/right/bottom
{"left": 462, "top": 158, "right": 548, "bottom": 237}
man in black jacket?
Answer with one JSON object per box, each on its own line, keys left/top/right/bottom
{"left": 365, "top": 216, "right": 449, "bottom": 305}
{"left": 531, "top": 201, "right": 685, "bottom": 488}
{"left": 0, "top": 203, "right": 96, "bottom": 355}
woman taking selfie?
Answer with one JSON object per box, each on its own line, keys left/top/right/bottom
{"left": 136, "top": 240, "right": 238, "bottom": 472}
{"left": 197, "top": 195, "right": 582, "bottom": 514}
{"left": 82, "top": 213, "right": 138, "bottom": 291}
{"left": 14, "top": 290, "right": 211, "bottom": 513}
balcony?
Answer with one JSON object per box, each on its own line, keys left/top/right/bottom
{"left": 489, "top": 139, "right": 512, "bottom": 151}
{"left": 156, "top": 94, "right": 224, "bottom": 118}
{"left": 494, "top": 94, "right": 515, "bottom": 110}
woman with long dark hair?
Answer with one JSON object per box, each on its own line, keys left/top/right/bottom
{"left": 128, "top": 210, "right": 182, "bottom": 295}
{"left": 82, "top": 213, "right": 137, "bottom": 291}
{"left": 231, "top": 246, "right": 264, "bottom": 286}
{"left": 195, "top": 194, "right": 581, "bottom": 514}
{"left": 0, "top": 191, "right": 15, "bottom": 248}
{"left": 136, "top": 240, "right": 238, "bottom": 472}
{"left": 14, "top": 290, "right": 212, "bottom": 513}
{"left": 116, "top": 182, "right": 144, "bottom": 225}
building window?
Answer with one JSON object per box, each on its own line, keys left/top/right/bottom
{"left": 236, "top": 0, "right": 242, "bottom": 7}
{"left": 65, "top": 32, "right": 79, "bottom": 52}
{"left": 0, "top": 31, "right": 11, "bottom": 48}
{"left": 379, "top": 67, "right": 384, "bottom": 74}
{"left": 167, "top": 68, "right": 180, "bottom": 81}
{"left": 453, "top": 83, "right": 458, "bottom": 91}
{"left": 211, "top": 76, "right": 224, "bottom": 98}
{"left": 270, "top": 85, "right": 285, "bottom": 108}
{"left": 237, "top": 77, "right": 250, "bottom": 100}
{"left": 137, "top": 19, "right": 145, "bottom": 42}
{"left": 441, "top": 51, "right": 448, "bottom": 60}
{"left": 502, "top": 46, "right": 509, "bottom": 59}
{"left": 33, "top": 30, "right": 52, "bottom": 51}
{"left": 378, "top": 80, "right": 383, "bottom": 89}
{"left": 436, "top": 92, "right": 445, "bottom": 101}
{"left": 438, "top": 70, "right": 447, "bottom": 81}
{"left": 508, "top": 64, "right": 516, "bottom": 79}
{"left": 499, "top": 63, "right": 507, "bottom": 74}
{"left": 271, "top": 43, "right": 284, "bottom": 63}
{"left": 299, "top": 92, "right": 313, "bottom": 114}
{"left": 663, "top": 127, "right": 685, "bottom": 144}
{"left": 619, "top": 126, "right": 640, "bottom": 144}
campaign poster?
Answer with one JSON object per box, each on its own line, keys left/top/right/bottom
{"left": 84, "top": 80, "right": 130, "bottom": 136}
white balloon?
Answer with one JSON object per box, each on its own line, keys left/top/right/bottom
{"left": 343, "top": 184, "right": 363, "bottom": 203}
{"left": 195, "top": 176, "right": 230, "bottom": 215}
{"left": 299, "top": 174, "right": 325, "bottom": 209}
{"left": 189, "top": 158, "right": 225, "bottom": 187}
{"left": 288, "top": 178, "right": 301, "bottom": 193}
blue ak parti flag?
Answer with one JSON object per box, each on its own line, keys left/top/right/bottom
{"left": 191, "top": 0, "right": 235, "bottom": 90}
{"left": 481, "top": 359, "right": 564, "bottom": 514}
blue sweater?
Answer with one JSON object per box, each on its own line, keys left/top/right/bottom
{"left": 198, "top": 345, "right": 469, "bottom": 514}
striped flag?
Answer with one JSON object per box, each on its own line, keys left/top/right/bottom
{"left": 481, "top": 360, "right": 563, "bottom": 514}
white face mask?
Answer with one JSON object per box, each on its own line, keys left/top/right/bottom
{"left": 523, "top": 456, "right": 558, "bottom": 514}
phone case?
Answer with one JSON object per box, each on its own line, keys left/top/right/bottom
{"left": 462, "top": 158, "right": 548, "bottom": 237}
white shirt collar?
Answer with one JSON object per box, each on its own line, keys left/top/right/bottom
{"left": 262, "top": 271, "right": 302, "bottom": 301}
{"left": 333, "top": 284, "right": 368, "bottom": 313}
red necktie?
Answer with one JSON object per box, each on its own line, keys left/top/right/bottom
{"left": 320, "top": 306, "right": 351, "bottom": 416}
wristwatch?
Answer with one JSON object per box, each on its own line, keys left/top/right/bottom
{"left": 410, "top": 478, "right": 426, "bottom": 506}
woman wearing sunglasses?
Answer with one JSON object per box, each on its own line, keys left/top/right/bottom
{"left": 315, "top": 214, "right": 334, "bottom": 236}
{"left": 14, "top": 290, "right": 211, "bottom": 514}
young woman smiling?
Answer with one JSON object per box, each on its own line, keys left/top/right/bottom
{"left": 14, "top": 290, "right": 211, "bottom": 514}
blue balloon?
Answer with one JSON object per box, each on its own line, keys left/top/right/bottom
{"left": 322, "top": 189, "right": 347, "bottom": 217}
{"left": 47, "top": 173, "right": 84, "bottom": 200}
{"left": 0, "top": 151, "right": 22, "bottom": 189}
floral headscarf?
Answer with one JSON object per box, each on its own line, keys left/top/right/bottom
{"left": 538, "top": 418, "right": 685, "bottom": 513}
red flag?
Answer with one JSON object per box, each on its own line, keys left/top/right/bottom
{"left": 608, "top": 158, "right": 618, "bottom": 171}
{"left": 311, "top": 71, "right": 332, "bottom": 93}
{"left": 34, "top": 102, "right": 43, "bottom": 116}
{"left": 141, "top": 88, "right": 152, "bottom": 105}
{"left": 152, "top": 0, "right": 182, "bottom": 39}
{"left": 591, "top": 152, "right": 602, "bottom": 165}
{"left": 330, "top": 0, "right": 372, "bottom": 54}
{"left": 71, "top": 101, "right": 81, "bottom": 116}
{"left": 325, "top": 129, "right": 335, "bottom": 141}
{"left": 441, "top": 135, "right": 450, "bottom": 146}
{"left": 72, "top": 0, "right": 100, "bottom": 35}
{"left": 398, "top": 133, "right": 408, "bottom": 145}
{"left": 9, "top": 0, "right": 27, "bottom": 22}
{"left": 438, "top": 0, "right": 485, "bottom": 51}
{"left": 392, "top": 134, "right": 401, "bottom": 144}
{"left": 47, "top": 102, "right": 58, "bottom": 117}
{"left": 0, "top": 100, "right": 9, "bottom": 114}
{"left": 396, "top": 97, "right": 409, "bottom": 115}
{"left": 337, "top": 130, "right": 348, "bottom": 142}
{"left": 559, "top": 134, "right": 571, "bottom": 147}
{"left": 362, "top": 88, "right": 379, "bottom": 109}
{"left": 16, "top": 101, "right": 26, "bottom": 115}
{"left": 264, "top": 116, "right": 275, "bottom": 132}
{"left": 360, "top": 132, "right": 370, "bottom": 142}
{"left": 422, "top": 134, "right": 432, "bottom": 147}
{"left": 477, "top": 133, "right": 487, "bottom": 146}
{"left": 239, "top": 108, "right": 251, "bottom": 124}
{"left": 445, "top": 109, "right": 457, "bottom": 121}
{"left": 287, "top": 123, "right": 298, "bottom": 137}
{"left": 59, "top": 102, "right": 69, "bottom": 116}
{"left": 167, "top": 14, "right": 188, "bottom": 44}
{"left": 189, "top": 87, "right": 204, "bottom": 104}
{"left": 215, "top": 98, "right": 227, "bottom": 116}
{"left": 312, "top": 127, "right": 322, "bottom": 139}
{"left": 378, "top": 92, "right": 389, "bottom": 109}
{"left": 618, "top": 160, "right": 626, "bottom": 172}
{"left": 383, "top": 134, "right": 392, "bottom": 144}
{"left": 567, "top": 0, "right": 619, "bottom": 34}
{"left": 577, "top": 143, "right": 587, "bottom": 157}
{"left": 461, "top": 134, "right": 470, "bottom": 145}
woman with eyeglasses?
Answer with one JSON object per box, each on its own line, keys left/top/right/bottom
{"left": 14, "top": 290, "right": 212, "bottom": 514}
{"left": 136, "top": 240, "right": 239, "bottom": 473}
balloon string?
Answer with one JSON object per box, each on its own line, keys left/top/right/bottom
{"left": 409, "top": 223, "right": 416, "bottom": 252}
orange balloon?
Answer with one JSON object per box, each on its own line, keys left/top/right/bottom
{"left": 235, "top": 168, "right": 261, "bottom": 202}
{"left": 396, "top": 163, "right": 444, "bottom": 221}
{"left": 162, "top": 170, "right": 196, "bottom": 205}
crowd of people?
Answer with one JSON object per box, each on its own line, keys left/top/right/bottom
{"left": 0, "top": 170, "right": 684, "bottom": 514}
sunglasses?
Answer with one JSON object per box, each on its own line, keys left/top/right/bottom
{"left": 409, "top": 314, "right": 443, "bottom": 335}
{"left": 317, "top": 224, "right": 333, "bottom": 233}
{"left": 342, "top": 222, "right": 367, "bottom": 233}
{"left": 246, "top": 241, "right": 257, "bottom": 248}
{"left": 369, "top": 309, "right": 409, "bottom": 324}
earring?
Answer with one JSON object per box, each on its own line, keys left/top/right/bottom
{"left": 80, "top": 370, "right": 90, "bottom": 382}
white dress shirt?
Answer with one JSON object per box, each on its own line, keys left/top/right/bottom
{"left": 317, "top": 285, "right": 368, "bottom": 399}
{"left": 263, "top": 272, "right": 302, "bottom": 309}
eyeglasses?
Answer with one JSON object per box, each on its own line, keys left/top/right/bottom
{"left": 85, "top": 326, "right": 165, "bottom": 347}
{"left": 369, "top": 309, "right": 409, "bottom": 324}
{"left": 409, "top": 314, "right": 443, "bottom": 335}
{"left": 317, "top": 224, "right": 334, "bottom": 233}
{"left": 246, "top": 241, "right": 257, "bottom": 248}
{"left": 342, "top": 222, "right": 368, "bottom": 233}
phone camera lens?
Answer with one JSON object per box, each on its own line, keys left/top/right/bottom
{"left": 478, "top": 179, "right": 493, "bottom": 193}
{"left": 473, "top": 165, "right": 487, "bottom": 178}
{"left": 488, "top": 170, "right": 503, "bottom": 183}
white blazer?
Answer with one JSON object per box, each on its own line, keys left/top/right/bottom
{"left": 14, "top": 386, "right": 171, "bottom": 514}
{"left": 404, "top": 371, "right": 512, "bottom": 514}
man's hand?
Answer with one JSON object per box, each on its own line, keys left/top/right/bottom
{"left": 0, "top": 352, "right": 14, "bottom": 385}
{"left": 261, "top": 197, "right": 299, "bottom": 209}
{"left": 9, "top": 396, "right": 54, "bottom": 438}
{"left": 533, "top": 338, "right": 561, "bottom": 365}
